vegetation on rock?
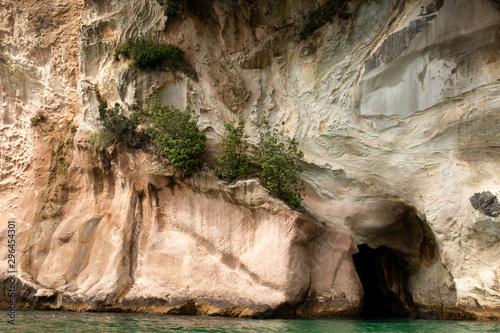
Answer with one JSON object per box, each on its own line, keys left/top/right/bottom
{"left": 115, "top": 37, "right": 187, "bottom": 72}
{"left": 157, "top": 0, "right": 182, "bottom": 17}
{"left": 98, "top": 99, "right": 147, "bottom": 148}
{"left": 299, "top": 0, "right": 352, "bottom": 40}
{"left": 251, "top": 119, "right": 305, "bottom": 208}
{"left": 31, "top": 112, "right": 47, "bottom": 126}
{"left": 215, "top": 118, "right": 305, "bottom": 208}
{"left": 96, "top": 97, "right": 304, "bottom": 207}
{"left": 96, "top": 96, "right": 207, "bottom": 176}
{"left": 215, "top": 120, "right": 251, "bottom": 183}
{"left": 89, "top": 132, "right": 113, "bottom": 150}
{"left": 58, "top": 158, "right": 70, "bottom": 175}
{"left": 143, "top": 96, "right": 207, "bottom": 176}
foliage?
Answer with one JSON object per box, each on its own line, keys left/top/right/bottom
{"left": 57, "top": 141, "right": 64, "bottom": 153}
{"left": 31, "top": 112, "right": 47, "bottom": 126}
{"left": 89, "top": 132, "right": 113, "bottom": 150}
{"left": 115, "top": 37, "right": 187, "bottom": 72}
{"left": 215, "top": 120, "right": 251, "bottom": 183}
{"left": 157, "top": 0, "right": 182, "bottom": 17}
{"left": 71, "top": 125, "right": 78, "bottom": 134}
{"left": 143, "top": 96, "right": 207, "bottom": 176}
{"left": 251, "top": 119, "right": 305, "bottom": 208}
{"left": 58, "top": 158, "right": 70, "bottom": 175}
{"left": 299, "top": 0, "right": 351, "bottom": 40}
{"left": 97, "top": 99, "right": 147, "bottom": 148}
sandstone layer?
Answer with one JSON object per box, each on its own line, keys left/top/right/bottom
{"left": 1, "top": 0, "right": 500, "bottom": 320}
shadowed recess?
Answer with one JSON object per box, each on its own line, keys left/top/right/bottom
{"left": 353, "top": 244, "right": 415, "bottom": 318}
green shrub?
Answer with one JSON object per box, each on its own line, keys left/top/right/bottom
{"left": 299, "top": 0, "right": 351, "bottom": 40}
{"left": 57, "top": 141, "right": 64, "bottom": 153}
{"left": 89, "top": 132, "right": 113, "bottom": 150}
{"left": 251, "top": 119, "right": 305, "bottom": 208}
{"left": 71, "top": 125, "right": 78, "bottom": 134}
{"left": 215, "top": 120, "right": 251, "bottom": 183}
{"left": 31, "top": 112, "right": 47, "bottom": 126}
{"left": 58, "top": 158, "right": 70, "bottom": 175}
{"left": 143, "top": 96, "right": 207, "bottom": 176}
{"left": 115, "top": 37, "right": 187, "bottom": 72}
{"left": 98, "top": 99, "right": 147, "bottom": 148}
{"left": 157, "top": 0, "right": 182, "bottom": 17}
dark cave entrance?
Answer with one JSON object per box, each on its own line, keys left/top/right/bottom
{"left": 353, "top": 244, "right": 416, "bottom": 318}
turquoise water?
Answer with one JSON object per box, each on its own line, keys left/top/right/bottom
{"left": 2, "top": 310, "right": 500, "bottom": 332}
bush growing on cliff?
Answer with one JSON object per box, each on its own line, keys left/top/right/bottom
{"left": 215, "top": 119, "right": 251, "bottom": 183}
{"left": 157, "top": 0, "right": 182, "bottom": 17}
{"left": 251, "top": 119, "right": 305, "bottom": 208}
{"left": 31, "top": 112, "right": 47, "bottom": 126}
{"left": 213, "top": 118, "right": 305, "bottom": 208}
{"left": 115, "top": 37, "right": 187, "bottom": 72}
{"left": 98, "top": 99, "right": 147, "bottom": 148}
{"left": 58, "top": 158, "right": 70, "bottom": 175}
{"left": 143, "top": 96, "right": 207, "bottom": 176}
{"left": 89, "top": 132, "right": 113, "bottom": 150}
{"left": 299, "top": 0, "right": 351, "bottom": 40}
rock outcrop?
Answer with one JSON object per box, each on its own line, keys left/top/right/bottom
{"left": 1, "top": 0, "right": 499, "bottom": 320}
{"left": 470, "top": 192, "right": 500, "bottom": 217}
{"left": 9, "top": 136, "right": 361, "bottom": 318}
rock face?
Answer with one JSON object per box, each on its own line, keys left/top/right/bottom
{"left": 1, "top": 0, "right": 500, "bottom": 320}
{"left": 11, "top": 140, "right": 361, "bottom": 317}
{"left": 470, "top": 192, "right": 500, "bottom": 217}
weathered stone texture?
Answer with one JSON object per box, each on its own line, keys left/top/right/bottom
{"left": 470, "top": 191, "right": 500, "bottom": 217}
{"left": 0, "top": 0, "right": 499, "bottom": 319}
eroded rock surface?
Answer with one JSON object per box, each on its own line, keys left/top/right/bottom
{"left": 7, "top": 138, "right": 361, "bottom": 317}
{"left": 1, "top": 0, "right": 500, "bottom": 320}
{"left": 470, "top": 192, "right": 500, "bottom": 217}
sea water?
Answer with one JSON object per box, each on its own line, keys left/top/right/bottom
{"left": 3, "top": 309, "right": 500, "bottom": 332}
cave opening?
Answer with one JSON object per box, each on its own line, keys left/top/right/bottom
{"left": 353, "top": 244, "right": 416, "bottom": 318}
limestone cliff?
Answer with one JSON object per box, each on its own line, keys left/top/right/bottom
{"left": 1, "top": 0, "right": 499, "bottom": 320}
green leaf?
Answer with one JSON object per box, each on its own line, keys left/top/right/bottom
{"left": 252, "top": 118, "right": 305, "bottom": 208}
{"left": 143, "top": 95, "right": 206, "bottom": 176}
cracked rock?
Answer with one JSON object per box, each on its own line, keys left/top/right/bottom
{"left": 469, "top": 191, "right": 500, "bottom": 217}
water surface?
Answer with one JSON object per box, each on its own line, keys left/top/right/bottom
{"left": 3, "top": 309, "right": 500, "bottom": 332}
